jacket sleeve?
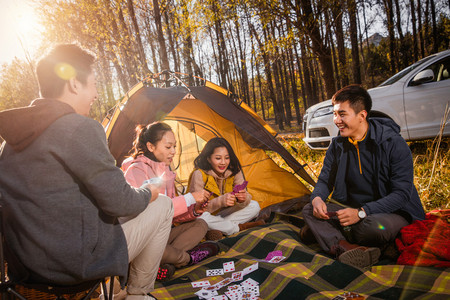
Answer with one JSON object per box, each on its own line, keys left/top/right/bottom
{"left": 363, "top": 136, "right": 417, "bottom": 215}
{"left": 310, "top": 141, "right": 338, "bottom": 202}
{"left": 63, "top": 119, "right": 149, "bottom": 217}
{"left": 125, "top": 161, "right": 189, "bottom": 219}
{"left": 173, "top": 205, "right": 197, "bottom": 223}
{"left": 124, "top": 162, "right": 153, "bottom": 188}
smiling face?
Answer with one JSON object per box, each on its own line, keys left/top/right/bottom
{"left": 207, "top": 146, "right": 230, "bottom": 176}
{"left": 333, "top": 100, "right": 368, "bottom": 140}
{"left": 146, "top": 130, "right": 176, "bottom": 166}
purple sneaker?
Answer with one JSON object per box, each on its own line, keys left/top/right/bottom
{"left": 187, "top": 241, "right": 220, "bottom": 265}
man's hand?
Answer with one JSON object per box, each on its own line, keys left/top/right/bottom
{"left": 311, "top": 197, "right": 329, "bottom": 219}
{"left": 225, "top": 193, "right": 236, "bottom": 206}
{"left": 143, "top": 183, "right": 160, "bottom": 202}
{"left": 336, "top": 208, "right": 360, "bottom": 226}
{"left": 235, "top": 190, "right": 246, "bottom": 203}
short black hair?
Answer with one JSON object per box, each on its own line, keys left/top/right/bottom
{"left": 331, "top": 84, "right": 372, "bottom": 114}
{"left": 36, "top": 43, "right": 95, "bottom": 98}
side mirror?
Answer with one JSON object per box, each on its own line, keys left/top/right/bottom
{"left": 410, "top": 69, "right": 434, "bottom": 86}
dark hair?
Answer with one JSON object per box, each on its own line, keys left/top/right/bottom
{"left": 36, "top": 43, "right": 96, "bottom": 98}
{"left": 128, "top": 122, "right": 173, "bottom": 161}
{"left": 194, "top": 137, "right": 242, "bottom": 176}
{"left": 331, "top": 84, "right": 372, "bottom": 115}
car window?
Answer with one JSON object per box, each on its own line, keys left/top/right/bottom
{"left": 378, "top": 56, "right": 434, "bottom": 87}
{"left": 408, "top": 56, "right": 450, "bottom": 85}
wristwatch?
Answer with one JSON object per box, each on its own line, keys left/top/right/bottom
{"left": 358, "top": 207, "right": 367, "bottom": 219}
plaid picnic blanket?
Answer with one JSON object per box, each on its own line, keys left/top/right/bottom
{"left": 152, "top": 221, "right": 450, "bottom": 299}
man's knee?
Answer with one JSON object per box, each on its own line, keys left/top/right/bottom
{"left": 302, "top": 203, "right": 313, "bottom": 221}
{"left": 353, "top": 218, "right": 399, "bottom": 246}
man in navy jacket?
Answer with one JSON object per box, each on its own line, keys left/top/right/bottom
{"left": 301, "top": 85, "right": 425, "bottom": 269}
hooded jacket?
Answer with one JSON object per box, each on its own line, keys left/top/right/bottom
{"left": 0, "top": 99, "right": 152, "bottom": 285}
{"left": 121, "top": 155, "right": 197, "bottom": 223}
{"left": 311, "top": 117, "right": 425, "bottom": 222}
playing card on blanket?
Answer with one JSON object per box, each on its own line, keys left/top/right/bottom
{"left": 228, "top": 285, "right": 243, "bottom": 292}
{"left": 268, "top": 255, "right": 286, "bottom": 263}
{"left": 195, "top": 288, "right": 217, "bottom": 299}
{"left": 191, "top": 280, "right": 210, "bottom": 288}
{"left": 225, "top": 290, "right": 243, "bottom": 300}
{"left": 243, "top": 284, "right": 260, "bottom": 296}
{"left": 242, "top": 262, "right": 258, "bottom": 275}
{"left": 241, "top": 278, "right": 259, "bottom": 287}
{"left": 209, "top": 295, "right": 227, "bottom": 300}
{"left": 206, "top": 268, "right": 224, "bottom": 276}
{"left": 223, "top": 261, "right": 235, "bottom": 272}
{"left": 231, "top": 271, "right": 243, "bottom": 282}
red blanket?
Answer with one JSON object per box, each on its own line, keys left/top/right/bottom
{"left": 396, "top": 209, "right": 450, "bottom": 268}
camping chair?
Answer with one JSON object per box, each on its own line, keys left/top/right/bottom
{"left": 0, "top": 205, "right": 114, "bottom": 300}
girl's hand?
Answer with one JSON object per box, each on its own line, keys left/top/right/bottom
{"left": 192, "top": 190, "right": 210, "bottom": 203}
{"left": 225, "top": 193, "right": 236, "bottom": 206}
{"left": 235, "top": 190, "right": 246, "bottom": 203}
{"left": 194, "top": 201, "right": 207, "bottom": 215}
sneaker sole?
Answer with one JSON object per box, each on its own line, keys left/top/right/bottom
{"left": 338, "top": 247, "right": 381, "bottom": 269}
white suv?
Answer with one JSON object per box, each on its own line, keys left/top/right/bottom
{"left": 303, "top": 49, "right": 450, "bottom": 150}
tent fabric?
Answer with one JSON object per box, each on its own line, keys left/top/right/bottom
{"left": 151, "top": 220, "right": 450, "bottom": 299}
{"left": 103, "top": 81, "right": 313, "bottom": 209}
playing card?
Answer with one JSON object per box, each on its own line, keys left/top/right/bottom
{"left": 231, "top": 271, "right": 243, "bottom": 282}
{"left": 241, "top": 278, "right": 259, "bottom": 287}
{"left": 242, "top": 262, "right": 258, "bottom": 275}
{"left": 225, "top": 290, "right": 242, "bottom": 300}
{"left": 268, "top": 256, "right": 286, "bottom": 263}
{"left": 216, "top": 277, "right": 234, "bottom": 288}
{"left": 223, "top": 261, "right": 235, "bottom": 273}
{"left": 195, "top": 288, "right": 214, "bottom": 299}
{"left": 244, "top": 285, "right": 260, "bottom": 296}
{"left": 265, "top": 250, "right": 283, "bottom": 261}
{"left": 326, "top": 211, "right": 337, "bottom": 217}
{"left": 206, "top": 268, "right": 225, "bottom": 276}
{"left": 231, "top": 180, "right": 248, "bottom": 195}
{"left": 191, "top": 280, "right": 211, "bottom": 288}
{"left": 228, "top": 285, "right": 243, "bottom": 292}
{"left": 210, "top": 295, "right": 227, "bottom": 300}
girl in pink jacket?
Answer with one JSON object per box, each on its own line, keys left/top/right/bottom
{"left": 122, "top": 122, "right": 219, "bottom": 281}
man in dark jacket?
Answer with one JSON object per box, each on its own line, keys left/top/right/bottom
{"left": 301, "top": 85, "right": 425, "bottom": 269}
{"left": 0, "top": 44, "right": 174, "bottom": 300}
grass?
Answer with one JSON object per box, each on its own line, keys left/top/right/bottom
{"left": 268, "top": 134, "right": 450, "bottom": 213}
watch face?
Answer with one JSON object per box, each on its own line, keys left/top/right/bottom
{"left": 358, "top": 210, "right": 366, "bottom": 219}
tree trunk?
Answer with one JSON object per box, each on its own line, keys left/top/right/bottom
{"left": 164, "top": 10, "right": 180, "bottom": 73}
{"left": 430, "top": 0, "right": 438, "bottom": 52}
{"left": 127, "top": 0, "right": 151, "bottom": 76}
{"left": 410, "top": 0, "right": 419, "bottom": 61}
{"left": 383, "top": 0, "right": 397, "bottom": 73}
{"left": 297, "top": 0, "right": 336, "bottom": 98}
{"left": 332, "top": 0, "right": 349, "bottom": 86}
{"left": 417, "top": 0, "right": 425, "bottom": 57}
{"left": 348, "top": 0, "right": 362, "bottom": 83}
{"left": 152, "top": 0, "right": 170, "bottom": 70}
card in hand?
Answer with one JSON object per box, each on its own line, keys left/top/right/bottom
{"left": 231, "top": 180, "right": 248, "bottom": 195}
{"left": 206, "top": 268, "right": 224, "bottom": 276}
{"left": 223, "top": 261, "right": 235, "bottom": 273}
